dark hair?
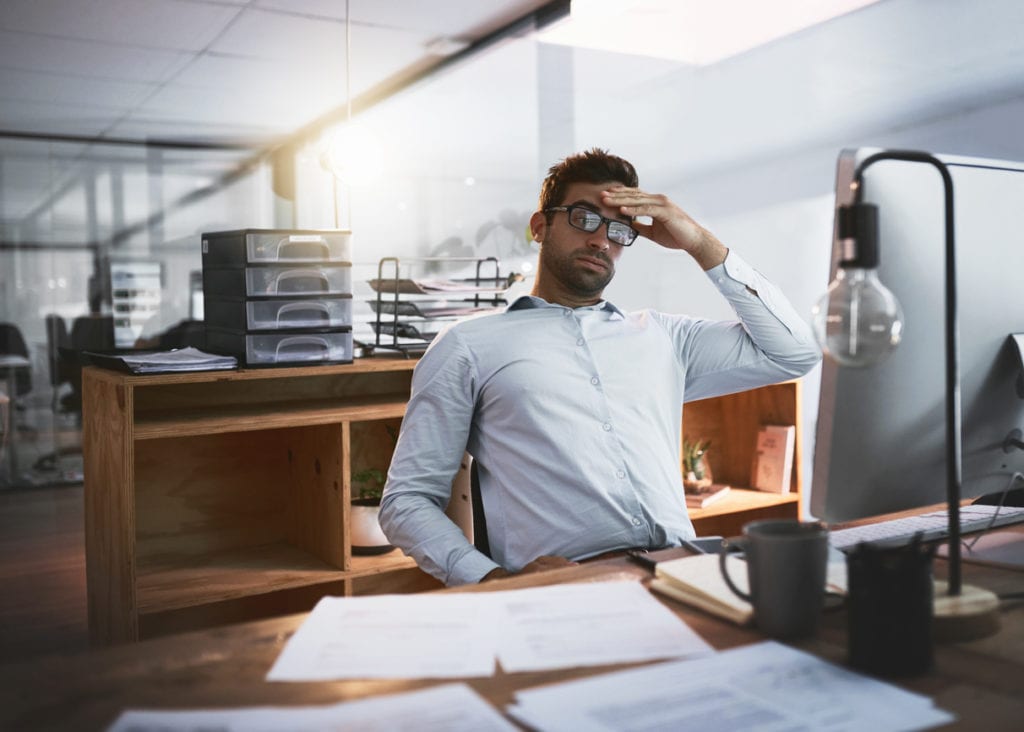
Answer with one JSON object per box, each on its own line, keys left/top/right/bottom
{"left": 538, "top": 148, "right": 639, "bottom": 218}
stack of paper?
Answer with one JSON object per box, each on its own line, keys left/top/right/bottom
{"left": 86, "top": 347, "right": 237, "bottom": 374}
{"left": 508, "top": 641, "right": 955, "bottom": 732}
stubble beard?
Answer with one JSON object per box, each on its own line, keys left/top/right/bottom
{"left": 540, "top": 245, "right": 615, "bottom": 299}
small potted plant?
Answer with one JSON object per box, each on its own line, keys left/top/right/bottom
{"left": 350, "top": 467, "right": 394, "bottom": 555}
{"left": 682, "top": 438, "right": 713, "bottom": 492}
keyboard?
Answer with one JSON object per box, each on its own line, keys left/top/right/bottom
{"left": 830, "top": 504, "right": 1024, "bottom": 551}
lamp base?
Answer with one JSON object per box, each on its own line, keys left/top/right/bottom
{"left": 932, "top": 580, "right": 1000, "bottom": 642}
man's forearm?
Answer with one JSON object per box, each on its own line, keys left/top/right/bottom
{"left": 378, "top": 491, "right": 500, "bottom": 585}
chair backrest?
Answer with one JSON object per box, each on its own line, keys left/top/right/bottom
{"left": 469, "top": 459, "right": 491, "bottom": 558}
{"left": 0, "top": 322, "right": 32, "bottom": 397}
{"left": 71, "top": 314, "right": 115, "bottom": 352}
{"left": 44, "top": 314, "right": 71, "bottom": 387}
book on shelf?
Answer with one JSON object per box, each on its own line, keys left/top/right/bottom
{"left": 650, "top": 554, "right": 753, "bottom": 626}
{"left": 751, "top": 424, "right": 796, "bottom": 494}
{"left": 684, "top": 483, "right": 732, "bottom": 509}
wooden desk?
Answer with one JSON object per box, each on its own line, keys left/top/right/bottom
{"left": 4, "top": 539, "right": 1023, "bottom": 731}
{"left": 83, "top": 360, "right": 805, "bottom": 646}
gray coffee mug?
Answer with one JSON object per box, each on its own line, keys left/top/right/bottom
{"left": 719, "top": 519, "right": 830, "bottom": 639}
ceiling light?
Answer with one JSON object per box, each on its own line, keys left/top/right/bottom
{"left": 537, "top": 0, "right": 880, "bottom": 65}
{"left": 425, "top": 37, "right": 471, "bottom": 57}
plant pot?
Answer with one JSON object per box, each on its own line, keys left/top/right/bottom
{"left": 350, "top": 498, "right": 394, "bottom": 556}
{"left": 683, "top": 476, "right": 713, "bottom": 492}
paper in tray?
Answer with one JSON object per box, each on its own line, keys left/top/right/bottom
{"left": 368, "top": 278, "right": 507, "bottom": 296}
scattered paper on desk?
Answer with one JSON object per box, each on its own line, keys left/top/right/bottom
{"left": 266, "top": 594, "right": 496, "bottom": 680}
{"left": 107, "top": 683, "right": 517, "bottom": 732}
{"left": 508, "top": 641, "right": 954, "bottom": 732}
{"left": 491, "top": 579, "right": 714, "bottom": 672}
{"left": 267, "top": 580, "right": 711, "bottom": 681}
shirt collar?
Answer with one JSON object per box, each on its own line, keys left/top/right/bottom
{"left": 507, "top": 294, "right": 625, "bottom": 320}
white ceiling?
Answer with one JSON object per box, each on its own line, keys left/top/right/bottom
{"left": 3, "top": 0, "right": 1024, "bottom": 241}
{"left": 0, "top": 0, "right": 552, "bottom": 142}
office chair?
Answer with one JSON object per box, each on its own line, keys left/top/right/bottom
{"left": 470, "top": 459, "right": 491, "bottom": 558}
{"left": 0, "top": 321, "right": 36, "bottom": 440}
{"left": 34, "top": 315, "right": 83, "bottom": 476}
{"left": 44, "top": 314, "right": 74, "bottom": 406}
{"left": 0, "top": 322, "right": 32, "bottom": 398}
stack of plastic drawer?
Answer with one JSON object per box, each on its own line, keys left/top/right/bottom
{"left": 201, "top": 229, "right": 354, "bottom": 366}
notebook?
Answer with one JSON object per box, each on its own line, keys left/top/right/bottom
{"left": 650, "top": 554, "right": 753, "bottom": 625}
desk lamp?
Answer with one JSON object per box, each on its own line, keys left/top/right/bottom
{"left": 812, "top": 149, "right": 999, "bottom": 637}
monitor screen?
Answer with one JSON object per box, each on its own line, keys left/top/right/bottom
{"left": 811, "top": 148, "right": 1024, "bottom": 523}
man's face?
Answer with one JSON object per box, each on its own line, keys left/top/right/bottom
{"left": 533, "top": 181, "right": 630, "bottom": 300}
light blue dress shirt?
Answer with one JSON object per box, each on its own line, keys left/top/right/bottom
{"left": 379, "top": 251, "right": 821, "bottom": 586}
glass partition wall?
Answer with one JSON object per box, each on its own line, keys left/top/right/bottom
{"left": 0, "top": 137, "right": 271, "bottom": 488}
{"left": 0, "top": 34, "right": 549, "bottom": 491}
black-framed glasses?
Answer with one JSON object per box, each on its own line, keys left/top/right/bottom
{"left": 544, "top": 205, "right": 639, "bottom": 247}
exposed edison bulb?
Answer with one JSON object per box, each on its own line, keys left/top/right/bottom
{"left": 813, "top": 266, "right": 904, "bottom": 368}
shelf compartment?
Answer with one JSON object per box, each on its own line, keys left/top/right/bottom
{"left": 137, "top": 542, "right": 349, "bottom": 614}
{"left": 134, "top": 395, "right": 408, "bottom": 439}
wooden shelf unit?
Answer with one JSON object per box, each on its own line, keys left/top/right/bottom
{"left": 84, "top": 361, "right": 803, "bottom": 645}
{"left": 683, "top": 379, "right": 804, "bottom": 537}
{"left": 83, "top": 360, "right": 433, "bottom": 646}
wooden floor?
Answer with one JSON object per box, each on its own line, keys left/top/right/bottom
{"left": 0, "top": 484, "right": 89, "bottom": 663}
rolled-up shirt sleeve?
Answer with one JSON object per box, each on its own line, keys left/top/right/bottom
{"left": 377, "top": 328, "right": 501, "bottom": 586}
{"left": 666, "top": 250, "right": 821, "bottom": 402}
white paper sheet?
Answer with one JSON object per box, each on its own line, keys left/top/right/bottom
{"left": 108, "top": 683, "right": 517, "bottom": 732}
{"left": 509, "top": 641, "right": 954, "bottom": 732}
{"left": 266, "top": 594, "right": 496, "bottom": 681}
{"left": 491, "top": 579, "right": 714, "bottom": 672}
{"left": 267, "top": 580, "right": 711, "bottom": 681}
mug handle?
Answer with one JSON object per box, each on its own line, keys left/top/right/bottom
{"left": 718, "top": 538, "right": 752, "bottom": 602}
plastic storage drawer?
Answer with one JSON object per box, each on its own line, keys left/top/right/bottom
{"left": 202, "top": 229, "right": 352, "bottom": 265}
{"left": 203, "top": 264, "right": 352, "bottom": 298}
{"left": 205, "top": 296, "right": 353, "bottom": 331}
{"left": 206, "top": 328, "right": 353, "bottom": 366}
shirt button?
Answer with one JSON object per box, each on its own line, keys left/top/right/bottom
{"left": 576, "top": 338, "right": 585, "bottom": 346}
{"left": 616, "top": 469, "right": 626, "bottom": 479}
{"left": 631, "top": 517, "right": 642, "bottom": 526}
{"left": 590, "top": 377, "right": 599, "bottom": 385}
{"left": 602, "top": 422, "right": 612, "bottom": 431}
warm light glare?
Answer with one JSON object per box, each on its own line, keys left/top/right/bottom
{"left": 320, "top": 125, "right": 384, "bottom": 186}
{"left": 539, "top": 0, "right": 881, "bottom": 65}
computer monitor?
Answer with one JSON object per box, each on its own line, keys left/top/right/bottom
{"left": 811, "top": 148, "right": 1024, "bottom": 523}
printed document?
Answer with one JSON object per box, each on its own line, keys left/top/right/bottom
{"left": 267, "top": 580, "right": 710, "bottom": 681}
{"left": 108, "top": 683, "right": 517, "bottom": 732}
{"left": 491, "top": 579, "right": 713, "bottom": 672}
{"left": 266, "top": 594, "right": 496, "bottom": 680}
{"left": 508, "top": 641, "right": 954, "bottom": 732}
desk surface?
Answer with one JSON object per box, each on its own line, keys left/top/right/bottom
{"left": 3, "top": 539, "right": 1024, "bottom": 731}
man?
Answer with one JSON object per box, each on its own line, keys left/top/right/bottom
{"left": 379, "top": 149, "right": 820, "bottom": 586}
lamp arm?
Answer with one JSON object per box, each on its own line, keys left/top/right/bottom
{"left": 851, "top": 150, "right": 963, "bottom": 597}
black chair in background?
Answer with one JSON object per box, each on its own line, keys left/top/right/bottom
{"left": 0, "top": 322, "right": 32, "bottom": 400}
{"left": 44, "top": 314, "right": 75, "bottom": 412}
{"left": 34, "top": 315, "right": 83, "bottom": 477}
